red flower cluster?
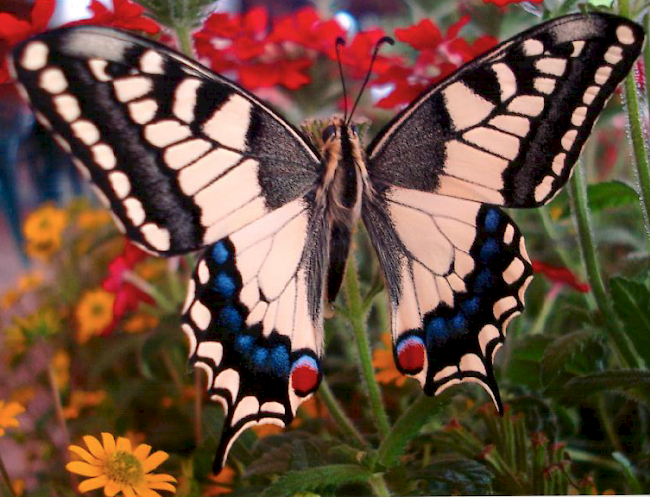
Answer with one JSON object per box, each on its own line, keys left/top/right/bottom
{"left": 483, "top": 0, "right": 543, "bottom": 6}
{"left": 0, "top": 0, "right": 160, "bottom": 84}
{"left": 374, "top": 16, "right": 497, "bottom": 108}
{"left": 101, "top": 241, "right": 153, "bottom": 334}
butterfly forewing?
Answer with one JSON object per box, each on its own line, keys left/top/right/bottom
{"left": 11, "top": 26, "right": 321, "bottom": 255}
{"left": 367, "top": 13, "right": 644, "bottom": 207}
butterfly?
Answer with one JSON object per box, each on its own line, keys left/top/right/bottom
{"left": 10, "top": 12, "right": 644, "bottom": 471}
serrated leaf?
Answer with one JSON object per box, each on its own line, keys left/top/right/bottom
{"left": 377, "top": 392, "right": 450, "bottom": 468}
{"left": 560, "top": 370, "right": 650, "bottom": 402}
{"left": 610, "top": 277, "right": 650, "bottom": 367}
{"left": 414, "top": 457, "right": 494, "bottom": 496}
{"left": 261, "top": 464, "right": 373, "bottom": 497}
{"left": 554, "top": 180, "right": 638, "bottom": 219}
{"left": 505, "top": 335, "right": 553, "bottom": 390}
{"left": 540, "top": 330, "right": 597, "bottom": 386}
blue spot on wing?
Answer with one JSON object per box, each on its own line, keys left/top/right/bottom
{"left": 269, "top": 346, "right": 290, "bottom": 377}
{"left": 212, "top": 242, "right": 229, "bottom": 265}
{"left": 475, "top": 269, "right": 494, "bottom": 293}
{"left": 484, "top": 209, "right": 500, "bottom": 233}
{"left": 480, "top": 239, "right": 499, "bottom": 263}
{"left": 214, "top": 272, "right": 236, "bottom": 298}
{"left": 219, "top": 306, "right": 242, "bottom": 331}
{"left": 451, "top": 313, "right": 466, "bottom": 330}
{"left": 253, "top": 347, "right": 269, "bottom": 366}
{"left": 461, "top": 297, "right": 480, "bottom": 316}
{"left": 426, "top": 317, "right": 448, "bottom": 347}
{"left": 235, "top": 334, "right": 253, "bottom": 353}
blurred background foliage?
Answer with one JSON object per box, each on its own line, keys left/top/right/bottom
{"left": 1, "top": 0, "right": 650, "bottom": 495}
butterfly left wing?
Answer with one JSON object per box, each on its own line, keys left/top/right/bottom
{"left": 363, "top": 188, "right": 532, "bottom": 408}
{"left": 362, "top": 13, "right": 643, "bottom": 408}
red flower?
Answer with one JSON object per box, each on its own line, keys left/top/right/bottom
{"left": 331, "top": 29, "right": 396, "bottom": 78}
{"left": 0, "top": 0, "right": 55, "bottom": 83}
{"left": 73, "top": 0, "right": 161, "bottom": 35}
{"left": 375, "top": 17, "right": 497, "bottom": 109}
{"left": 101, "top": 242, "right": 154, "bottom": 334}
{"left": 269, "top": 7, "right": 344, "bottom": 53}
{"left": 531, "top": 261, "right": 590, "bottom": 293}
{"left": 239, "top": 57, "right": 312, "bottom": 90}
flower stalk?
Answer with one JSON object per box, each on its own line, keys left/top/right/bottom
{"left": 0, "top": 454, "right": 17, "bottom": 497}
{"left": 568, "top": 161, "right": 640, "bottom": 369}
{"left": 344, "top": 255, "right": 391, "bottom": 439}
{"left": 318, "top": 379, "right": 368, "bottom": 448}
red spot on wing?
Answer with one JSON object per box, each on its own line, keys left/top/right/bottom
{"left": 291, "top": 363, "right": 319, "bottom": 396}
{"left": 397, "top": 339, "right": 425, "bottom": 374}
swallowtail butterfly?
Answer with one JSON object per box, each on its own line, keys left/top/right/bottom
{"left": 11, "top": 13, "right": 644, "bottom": 471}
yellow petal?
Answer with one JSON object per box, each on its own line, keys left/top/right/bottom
{"left": 4, "top": 402, "right": 25, "bottom": 417}
{"left": 144, "top": 474, "right": 177, "bottom": 483}
{"left": 142, "top": 451, "right": 169, "bottom": 473}
{"left": 134, "top": 486, "right": 162, "bottom": 497}
{"left": 69, "top": 445, "right": 101, "bottom": 465}
{"left": 102, "top": 433, "right": 116, "bottom": 455}
{"left": 133, "top": 443, "right": 152, "bottom": 461}
{"left": 79, "top": 475, "right": 109, "bottom": 493}
{"left": 66, "top": 461, "right": 104, "bottom": 477}
{"left": 0, "top": 428, "right": 5, "bottom": 436}
{"left": 116, "top": 436, "right": 132, "bottom": 453}
{"left": 104, "top": 480, "right": 120, "bottom": 497}
{"left": 124, "top": 485, "right": 137, "bottom": 497}
{"left": 84, "top": 435, "right": 106, "bottom": 460}
{"left": 148, "top": 482, "right": 176, "bottom": 492}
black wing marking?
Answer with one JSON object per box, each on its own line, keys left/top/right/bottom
{"left": 367, "top": 13, "right": 644, "bottom": 207}
{"left": 11, "top": 26, "right": 321, "bottom": 255}
{"left": 363, "top": 186, "right": 532, "bottom": 409}
{"left": 182, "top": 196, "right": 329, "bottom": 471}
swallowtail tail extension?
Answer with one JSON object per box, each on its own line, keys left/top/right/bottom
{"left": 10, "top": 12, "right": 644, "bottom": 471}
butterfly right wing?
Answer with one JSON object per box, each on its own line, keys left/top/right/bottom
{"left": 11, "top": 26, "right": 321, "bottom": 255}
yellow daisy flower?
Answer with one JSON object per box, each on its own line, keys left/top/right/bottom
{"left": 17, "top": 270, "right": 44, "bottom": 293}
{"left": 75, "top": 289, "right": 116, "bottom": 343}
{"left": 0, "top": 400, "right": 25, "bottom": 436}
{"left": 51, "top": 349, "right": 71, "bottom": 390}
{"left": 63, "top": 390, "right": 107, "bottom": 420}
{"left": 66, "top": 433, "right": 177, "bottom": 496}
{"left": 77, "top": 209, "right": 112, "bottom": 230}
{"left": 123, "top": 314, "right": 159, "bottom": 334}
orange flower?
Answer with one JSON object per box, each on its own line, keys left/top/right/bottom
{"left": 373, "top": 333, "right": 407, "bottom": 387}
{"left": 23, "top": 204, "right": 67, "bottom": 261}
{"left": 66, "top": 433, "right": 177, "bottom": 495}
{"left": 204, "top": 466, "right": 235, "bottom": 496}
{"left": 123, "top": 313, "right": 159, "bottom": 334}
{"left": 51, "top": 349, "right": 71, "bottom": 390}
{"left": 63, "top": 390, "right": 107, "bottom": 419}
{"left": 75, "top": 289, "right": 116, "bottom": 343}
{"left": 0, "top": 400, "right": 25, "bottom": 436}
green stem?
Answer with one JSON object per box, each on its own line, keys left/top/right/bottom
{"left": 175, "top": 22, "right": 195, "bottom": 59}
{"left": 535, "top": 207, "right": 576, "bottom": 272}
{"left": 318, "top": 379, "right": 368, "bottom": 448}
{"left": 123, "top": 271, "right": 176, "bottom": 314}
{"left": 0, "top": 453, "right": 17, "bottom": 497}
{"left": 618, "top": 0, "right": 650, "bottom": 247}
{"left": 528, "top": 285, "right": 559, "bottom": 335}
{"left": 568, "top": 163, "right": 640, "bottom": 368}
{"left": 368, "top": 474, "right": 391, "bottom": 497}
{"left": 596, "top": 395, "right": 623, "bottom": 452}
{"left": 344, "top": 255, "right": 391, "bottom": 438}
{"left": 194, "top": 370, "right": 203, "bottom": 447}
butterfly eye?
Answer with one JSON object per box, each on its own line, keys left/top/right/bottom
{"left": 350, "top": 123, "right": 359, "bottom": 135}
{"left": 322, "top": 124, "right": 337, "bottom": 142}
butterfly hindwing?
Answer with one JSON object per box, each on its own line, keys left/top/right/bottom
{"left": 181, "top": 196, "right": 328, "bottom": 470}
{"left": 11, "top": 26, "right": 321, "bottom": 255}
{"left": 363, "top": 187, "right": 532, "bottom": 407}
{"left": 367, "top": 13, "right": 644, "bottom": 207}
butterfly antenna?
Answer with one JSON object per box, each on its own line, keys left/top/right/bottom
{"left": 335, "top": 37, "right": 348, "bottom": 122}
{"left": 347, "top": 36, "right": 394, "bottom": 124}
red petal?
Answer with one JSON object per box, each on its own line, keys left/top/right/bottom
{"left": 395, "top": 19, "right": 442, "bottom": 50}
{"left": 30, "top": 0, "right": 56, "bottom": 32}
{"left": 532, "top": 260, "right": 590, "bottom": 293}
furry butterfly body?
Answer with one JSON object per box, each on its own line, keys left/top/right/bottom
{"left": 10, "top": 12, "right": 644, "bottom": 471}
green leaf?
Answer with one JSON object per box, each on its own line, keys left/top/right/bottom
{"left": 377, "top": 392, "right": 450, "bottom": 468}
{"left": 414, "top": 456, "right": 494, "bottom": 496}
{"left": 504, "top": 335, "right": 553, "bottom": 390}
{"left": 540, "top": 330, "right": 597, "bottom": 386}
{"left": 610, "top": 277, "right": 650, "bottom": 367}
{"left": 559, "top": 370, "right": 650, "bottom": 402}
{"left": 554, "top": 180, "right": 638, "bottom": 219}
{"left": 261, "top": 464, "right": 373, "bottom": 497}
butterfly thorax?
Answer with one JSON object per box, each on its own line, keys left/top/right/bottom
{"left": 314, "top": 117, "right": 368, "bottom": 306}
